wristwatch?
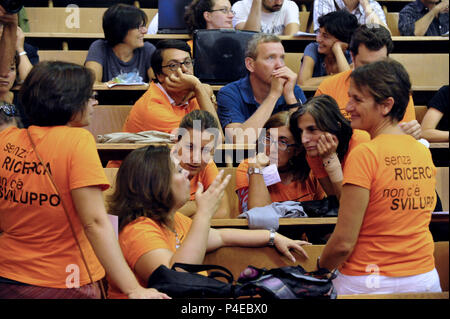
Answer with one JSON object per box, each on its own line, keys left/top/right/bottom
{"left": 247, "top": 167, "right": 263, "bottom": 175}
{"left": 268, "top": 229, "right": 276, "bottom": 246}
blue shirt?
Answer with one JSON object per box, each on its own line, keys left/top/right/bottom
{"left": 398, "top": 0, "right": 449, "bottom": 36}
{"left": 216, "top": 75, "right": 306, "bottom": 129}
{"left": 303, "top": 42, "right": 353, "bottom": 77}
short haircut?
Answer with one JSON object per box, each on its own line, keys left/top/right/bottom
{"left": 151, "top": 39, "right": 192, "bottom": 80}
{"left": 350, "top": 59, "right": 411, "bottom": 121}
{"left": 349, "top": 24, "right": 394, "bottom": 57}
{"left": 102, "top": 3, "right": 148, "bottom": 47}
{"left": 290, "top": 95, "right": 353, "bottom": 163}
{"left": 184, "top": 0, "right": 214, "bottom": 34}
{"left": 318, "top": 10, "right": 359, "bottom": 44}
{"left": 108, "top": 144, "right": 175, "bottom": 231}
{"left": 19, "top": 61, "right": 94, "bottom": 127}
{"left": 245, "top": 33, "right": 281, "bottom": 59}
{"left": 178, "top": 110, "right": 220, "bottom": 144}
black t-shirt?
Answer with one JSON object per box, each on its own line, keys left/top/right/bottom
{"left": 427, "top": 85, "right": 449, "bottom": 132}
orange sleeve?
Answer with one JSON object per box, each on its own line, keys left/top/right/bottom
{"left": 400, "top": 95, "right": 416, "bottom": 123}
{"left": 235, "top": 159, "right": 249, "bottom": 191}
{"left": 201, "top": 161, "right": 219, "bottom": 190}
{"left": 342, "top": 144, "right": 376, "bottom": 190}
{"left": 306, "top": 155, "right": 328, "bottom": 179}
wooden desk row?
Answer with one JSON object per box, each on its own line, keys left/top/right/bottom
{"left": 24, "top": 32, "right": 450, "bottom": 53}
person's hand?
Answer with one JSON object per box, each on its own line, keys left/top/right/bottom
{"left": 273, "top": 233, "right": 311, "bottom": 263}
{"left": 249, "top": 152, "right": 270, "bottom": 169}
{"left": 269, "top": 74, "right": 287, "bottom": 99}
{"left": 195, "top": 170, "right": 231, "bottom": 219}
{"left": 0, "top": 6, "right": 18, "bottom": 26}
{"left": 15, "top": 26, "right": 25, "bottom": 52}
{"left": 317, "top": 133, "right": 339, "bottom": 159}
{"left": 272, "top": 66, "right": 297, "bottom": 100}
{"left": 332, "top": 40, "right": 348, "bottom": 55}
{"left": 127, "top": 287, "right": 171, "bottom": 299}
{"left": 399, "top": 120, "right": 421, "bottom": 140}
{"left": 164, "top": 68, "right": 200, "bottom": 94}
{"left": 433, "top": 0, "right": 449, "bottom": 16}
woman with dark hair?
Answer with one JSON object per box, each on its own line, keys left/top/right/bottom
{"left": 0, "top": 61, "right": 169, "bottom": 299}
{"left": 290, "top": 95, "right": 370, "bottom": 198}
{"left": 85, "top": 3, "right": 156, "bottom": 84}
{"left": 236, "top": 111, "right": 325, "bottom": 213}
{"left": 297, "top": 10, "right": 359, "bottom": 86}
{"left": 174, "top": 110, "right": 230, "bottom": 218}
{"left": 317, "top": 59, "right": 441, "bottom": 295}
{"left": 185, "top": 0, "right": 234, "bottom": 34}
{"left": 0, "top": 51, "right": 22, "bottom": 131}
{"left": 106, "top": 144, "right": 310, "bottom": 298}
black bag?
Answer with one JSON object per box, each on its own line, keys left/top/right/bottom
{"left": 237, "top": 265, "right": 337, "bottom": 299}
{"left": 147, "top": 263, "right": 256, "bottom": 298}
{"left": 301, "top": 196, "right": 339, "bottom": 217}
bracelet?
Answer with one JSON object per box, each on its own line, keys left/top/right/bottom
{"left": 316, "top": 256, "right": 331, "bottom": 273}
{"left": 18, "top": 51, "right": 27, "bottom": 56}
{"left": 322, "top": 153, "right": 338, "bottom": 167}
{"left": 267, "top": 229, "right": 276, "bottom": 246}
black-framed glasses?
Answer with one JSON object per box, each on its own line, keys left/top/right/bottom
{"left": 161, "top": 59, "right": 194, "bottom": 72}
{"left": 0, "top": 103, "right": 17, "bottom": 117}
{"left": 263, "top": 135, "right": 297, "bottom": 151}
{"left": 209, "top": 8, "right": 235, "bottom": 15}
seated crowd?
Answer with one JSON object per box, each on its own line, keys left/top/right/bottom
{"left": 0, "top": 1, "right": 448, "bottom": 299}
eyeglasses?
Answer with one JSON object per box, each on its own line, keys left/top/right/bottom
{"left": 162, "top": 59, "right": 194, "bottom": 72}
{"left": 0, "top": 103, "right": 17, "bottom": 117}
{"left": 209, "top": 8, "right": 235, "bottom": 15}
{"left": 263, "top": 135, "right": 297, "bottom": 151}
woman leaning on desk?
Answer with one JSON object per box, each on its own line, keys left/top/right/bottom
{"left": 0, "top": 61, "right": 169, "bottom": 299}
{"left": 106, "top": 143, "right": 310, "bottom": 298}
{"left": 316, "top": 59, "right": 442, "bottom": 295}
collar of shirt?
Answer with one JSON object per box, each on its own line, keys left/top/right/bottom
{"left": 155, "top": 82, "right": 190, "bottom": 108}
{"left": 238, "top": 74, "right": 258, "bottom": 106}
{"left": 336, "top": 0, "right": 364, "bottom": 17}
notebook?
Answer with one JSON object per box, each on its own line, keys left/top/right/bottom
{"left": 157, "top": 0, "right": 191, "bottom": 34}
{"left": 193, "top": 29, "right": 258, "bottom": 85}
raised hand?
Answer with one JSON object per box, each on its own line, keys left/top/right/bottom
{"left": 317, "top": 133, "right": 339, "bottom": 159}
{"left": 195, "top": 170, "right": 231, "bottom": 220}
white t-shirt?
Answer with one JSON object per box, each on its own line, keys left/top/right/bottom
{"left": 232, "top": 0, "right": 300, "bottom": 35}
{"left": 147, "top": 13, "right": 158, "bottom": 34}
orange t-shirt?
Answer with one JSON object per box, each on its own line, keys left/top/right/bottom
{"left": 341, "top": 134, "right": 436, "bottom": 277}
{"left": 306, "top": 129, "right": 371, "bottom": 179}
{"left": 107, "top": 213, "right": 193, "bottom": 299}
{"left": 0, "top": 126, "right": 109, "bottom": 288}
{"left": 236, "top": 159, "right": 325, "bottom": 205}
{"left": 122, "top": 82, "right": 200, "bottom": 134}
{"left": 188, "top": 161, "right": 219, "bottom": 200}
{"left": 315, "top": 69, "right": 416, "bottom": 123}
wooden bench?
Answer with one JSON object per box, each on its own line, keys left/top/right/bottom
{"left": 203, "top": 241, "right": 449, "bottom": 298}
{"left": 26, "top": 7, "right": 157, "bottom": 33}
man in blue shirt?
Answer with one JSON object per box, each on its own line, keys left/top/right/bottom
{"left": 217, "top": 33, "right": 306, "bottom": 143}
{"left": 398, "top": 0, "right": 449, "bottom": 36}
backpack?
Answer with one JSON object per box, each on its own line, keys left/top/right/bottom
{"left": 237, "top": 265, "right": 337, "bottom": 299}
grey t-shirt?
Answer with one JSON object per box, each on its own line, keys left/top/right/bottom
{"left": 85, "top": 39, "right": 156, "bottom": 82}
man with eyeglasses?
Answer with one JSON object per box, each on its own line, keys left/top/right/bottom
{"left": 399, "top": 0, "right": 449, "bottom": 36}
{"left": 232, "top": 0, "right": 300, "bottom": 35}
{"left": 123, "top": 40, "right": 220, "bottom": 135}
{"left": 217, "top": 33, "right": 306, "bottom": 144}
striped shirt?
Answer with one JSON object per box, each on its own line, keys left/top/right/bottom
{"left": 398, "top": 0, "right": 449, "bottom": 36}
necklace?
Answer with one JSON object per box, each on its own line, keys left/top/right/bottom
{"left": 166, "top": 224, "right": 181, "bottom": 249}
